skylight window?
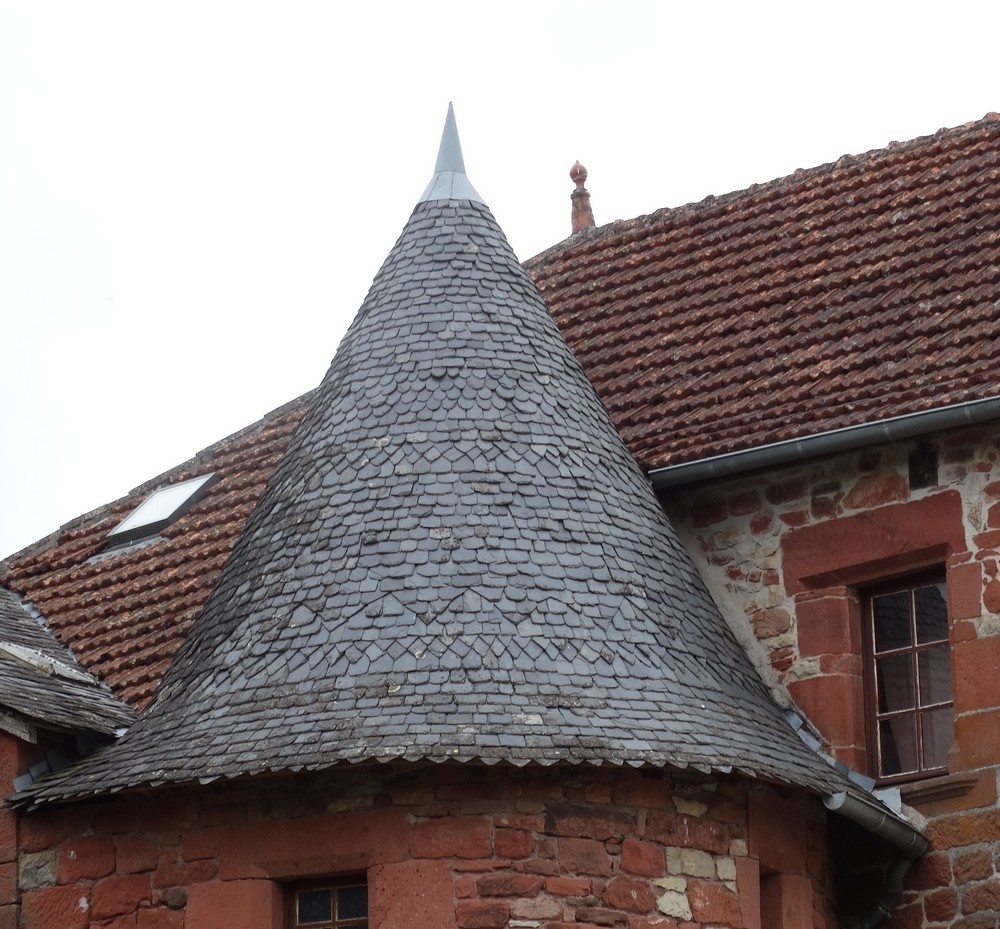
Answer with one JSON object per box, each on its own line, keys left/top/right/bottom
{"left": 107, "top": 473, "right": 218, "bottom": 547}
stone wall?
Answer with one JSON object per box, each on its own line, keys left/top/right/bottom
{"left": 9, "top": 763, "right": 833, "bottom": 929}
{"left": 660, "top": 424, "right": 1000, "bottom": 929}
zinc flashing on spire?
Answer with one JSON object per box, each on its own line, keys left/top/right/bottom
{"left": 419, "top": 103, "right": 486, "bottom": 204}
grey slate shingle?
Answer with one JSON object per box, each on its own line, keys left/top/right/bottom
{"left": 19, "top": 149, "right": 862, "bottom": 807}
{"left": 0, "top": 588, "right": 134, "bottom": 736}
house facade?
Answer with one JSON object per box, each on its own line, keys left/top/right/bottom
{"left": 2, "top": 111, "right": 1000, "bottom": 929}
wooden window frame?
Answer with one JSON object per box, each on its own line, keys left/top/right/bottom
{"left": 861, "top": 568, "right": 953, "bottom": 784}
{"left": 286, "top": 876, "right": 368, "bottom": 929}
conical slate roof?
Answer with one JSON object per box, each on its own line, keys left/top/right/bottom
{"left": 22, "top": 109, "right": 856, "bottom": 804}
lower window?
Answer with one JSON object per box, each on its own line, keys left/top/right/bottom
{"left": 863, "top": 571, "right": 953, "bottom": 780}
{"left": 288, "top": 879, "right": 368, "bottom": 929}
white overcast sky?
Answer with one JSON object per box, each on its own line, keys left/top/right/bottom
{"left": 1, "top": 1, "right": 998, "bottom": 559}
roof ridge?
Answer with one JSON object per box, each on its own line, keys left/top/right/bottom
{"left": 526, "top": 111, "right": 1000, "bottom": 267}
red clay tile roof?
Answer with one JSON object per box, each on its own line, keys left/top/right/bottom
{"left": 0, "top": 396, "right": 309, "bottom": 710}
{"left": 527, "top": 113, "right": 1000, "bottom": 470}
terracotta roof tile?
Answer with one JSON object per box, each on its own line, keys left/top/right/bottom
{"left": 529, "top": 114, "right": 1000, "bottom": 469}
{"left": 0, "top": 396, "right": 309, "bottom": 709}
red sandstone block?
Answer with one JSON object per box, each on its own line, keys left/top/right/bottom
{"left": 687, "top": 880, "right": 740, "bottom": 925}
{"left": 749, "top": 790, "right": 807, "bottom": 876}
{"left": 0, "top": 863, "right": 14, "bottom": 907}
{"left": 602, "top": 875, "right": 656, "bottom": 913}
{"left": 728, "top": 491, "right": 761, "bottom": 516}
{"left": 950, "top": 562, "right": 984, "bottom": 621}
{"left": 766, "top": 478, "right": 808, "bottom": 506}
{"left": 135, "top": 798, "right": 198, "bottom": 835}
{"left": 0, "top": 812, "right": 16, "bottom": 865}
{"left": 779, "top": 509, "right": 808, "bottom": 528}
{"left": 456, "top": 900, "right": 509, "bottom": 929}
{"left": 558, "top": 837, "right": 612, "bottom": 877}
{"left": 370, "top": 860, "right": 457, "bottom": 929}
{"left": 153, "top": 857, "right": 218, "bottom": 888}
{"left": 795, "top": 592, "right": 859, "bottom": 657}
{"left": 956, "top": 710, "right": 1000, "bottom": 769}
{"left": 494, "top": 813, "right": 544, "bottom": 831}
{"left": 545, "top": 803, "right": 635, "bottom": 841}
{"left": 477, "top": 872, "right": 543, "bottom": 897}
{"left": 750, "top": 513, "right": 772, "bottom": 535}
{"left": 736, "top": 857, "right": 760, "bottom": 929}
{"left": 952, "top": 848, "right": 993, "bottom": 884}
{"left": 781, "top": 492, "right": 965, "bottom": 595}
{"left": 19, "top": 807, "right": 88, "bottom": 854}
{"left": 621, "top": 838, "right": 664, "bottom": 877}
{"left": 220, "top": 808, "right": 409, "bottom": 880}
{"left": 924, "top": 887, "right": 959, "bottom": 922}
{"left": 954, "top": 636, "right": 1000, "bottom": 713}
{"left": 137, "top": 907, "right": 184, "bottom": 928}
{"left": 103, "top": 915, "right": 137, "bottom": 929}
{"left": 494, "top": 828, "right": 533, "bottom": 859}
{"left": 187, "top": 879, "right": 282, "bottom": 929}
{"left": 546, "top": 876, "right": 591, "bottom": 896}
{"left": 58, "top": 834, "right": 115, "bottom": 883}
{"left": 117, "top": 834, "right": 159, "bottom": 874}
{"left": 0, "top": 906, "right": 20, "bottom": 929}
{"left": 411, "top": 816, "right": 491, "bottom": 859}
{"left": 908, "top": 851, "right": 953, "bottom": 889}
{"left": 786, "top": 673, "right": 864, "bottom": 750}
{"left": 455, "top": 873, "right": 476, "bottom": 897}
{"left": 451, "top": 858, "right": 511, "bottom": 873}
{"left": 21, "top": 884, "right": 90, "bottom": 929}
{"left": 91, "top": 873, "right": 151, "bottom": 920}
{"left": 180, "top": 827, "right": 223, "bottom": 862}
{"left": 610, "top": 774, "right": 670, "bottom": 810}
{"left": 643, "top": 810, "right": 728, "bottom": 855}
{"left": 985, "top": 576, "right": 1000, "bottom": 614}
{"left": 962, "top": 877, "right": 1000, "bottom": 914}
{"left": 524, "top": 857, "right": 561, "bottom": 875}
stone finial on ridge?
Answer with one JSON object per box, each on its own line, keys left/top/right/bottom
{"left": 570, "top": 161, "right": 596, "bottom": 234}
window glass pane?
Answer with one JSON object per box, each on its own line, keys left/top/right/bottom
{"left": 337, "top": 885, "right": 368, "bottom": 921}
{"left": 918, "top": 646, "right": 952, "bottom": 706}
{"left": 922, "top": 707, "right": 954, "bottom": 770}
{"left": 879, "top": 715, "right": 917, "bottom": 776}
{"left": 298, "top": 889, "right": 333, "bottom": 924}
{"left": 873, "top": 591, "right": 912, "bottom": 652}
{"left": 915, "top": 583, "right": 948, "bottom": 644}
{"left": 876, "top": 654, "right": 915, "bottom": 712}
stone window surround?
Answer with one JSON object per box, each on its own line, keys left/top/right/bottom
{"left": 780, "top": 491, "right": 968, "bottom": 778}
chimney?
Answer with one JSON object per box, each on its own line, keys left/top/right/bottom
{"left": 570, "top": 161, "right": 595, "bottom": 234}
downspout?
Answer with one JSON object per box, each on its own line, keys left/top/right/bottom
{"left": 824, "top": 792, "right": 929, "bottom": 928}
{"left": 650, "top": 396, "right": 1000, "bottom": 489}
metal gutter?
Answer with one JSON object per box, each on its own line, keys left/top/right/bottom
{"left": 649, "top": 396, "right": 1000, "bottom": 489}
{"left": 824, "top": 790, "right": 929, "bottom": 858}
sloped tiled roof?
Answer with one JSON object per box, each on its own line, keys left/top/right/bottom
{"left": 16, "top": 116, "right": 859, "bottom": 806}
{"left": 528, "top": 113, "right": 1000, "bottom": 470}
{"left": 0, "top": 396, "right": 308, "bottom": 709}
{"left": 0, "top": 587, "right": 133, "bottom": 736}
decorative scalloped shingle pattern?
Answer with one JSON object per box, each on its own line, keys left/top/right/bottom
{"left": 18, "top": 198, "right": 857, "bottom": 806}
{"left": 527, "top": 114, "right": 1000, "bottom": 470}
{"left": 0, "top": 399, "right": 308, "bottom": 709}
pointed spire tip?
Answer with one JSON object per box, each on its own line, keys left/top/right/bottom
{"left": 419, "top": 104, "right": 486, "bottom": 205}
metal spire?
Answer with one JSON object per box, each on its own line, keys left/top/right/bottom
{"left": 419, "top": 103, "right": 486, "bottom": 204}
